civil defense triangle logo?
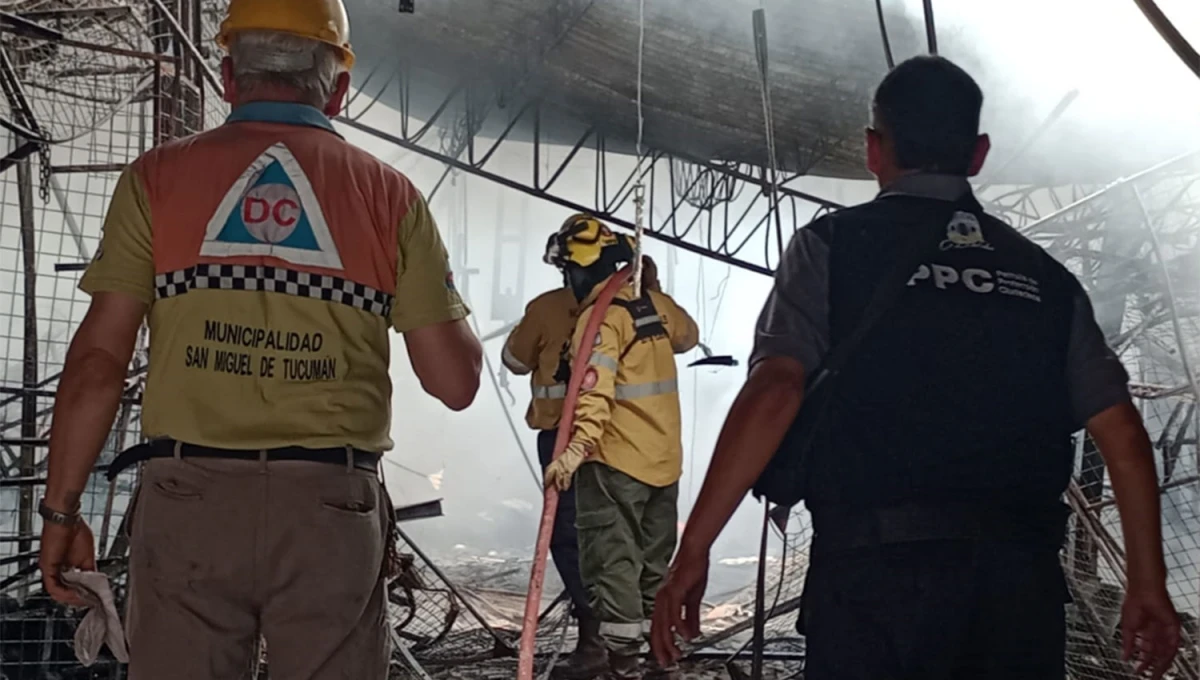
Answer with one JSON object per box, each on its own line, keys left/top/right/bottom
{"left": 200, "top": 143, "right": 344, "bottom": 270}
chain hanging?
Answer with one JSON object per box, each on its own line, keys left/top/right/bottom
{"left": 37, "top": 142, "right": 50, "bottom": 202}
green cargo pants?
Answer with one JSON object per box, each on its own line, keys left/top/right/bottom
{"left": 575, "top": 462, "right": 679, "bottom": 656}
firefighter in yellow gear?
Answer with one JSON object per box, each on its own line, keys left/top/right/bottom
{"left": 542, "top": 214, "right": 698, "bottom": 680}
{"left": 502, "top": 261, "right": 607, "bottom": 676}
{"left": 503, "top": 286, "right": 577, "bottom": 434}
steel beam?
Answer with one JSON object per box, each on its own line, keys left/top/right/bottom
{"left": 339, "top": 68, "right": 845, "bottom": 276}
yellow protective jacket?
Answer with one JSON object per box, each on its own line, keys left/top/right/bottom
{"left": 502, "top": 287, "right": 579, "bottom": 431}
{"left": 567, "top": 275, "right": 700, "bottom": 487}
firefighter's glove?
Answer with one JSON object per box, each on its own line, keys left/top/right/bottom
{"left": 544, "top": 442, "right": 588, "bottom": 492}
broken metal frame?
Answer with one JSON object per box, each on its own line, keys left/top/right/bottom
{"left": 337, "top": 65, "right": 845, "bottom": 277}
{"left": 0, "top": 1, "right": 1196, "bottom": 676}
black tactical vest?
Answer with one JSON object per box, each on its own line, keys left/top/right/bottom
{"left": 803, "top": 193, "right": 1077, "bottom": 516}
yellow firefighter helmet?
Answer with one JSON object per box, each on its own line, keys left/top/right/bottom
{"left": 216, "top": 0, "right": 356, "bottom": 69}
{"left": 544, "top": 213, "right": 633, "bottom": 269}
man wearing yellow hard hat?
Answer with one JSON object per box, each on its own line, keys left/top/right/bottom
{"left": 36, "top": 0, "right": 482, "bottom": 676}
{"left": 543, "top": 214, "right": 698, "bottom": 679}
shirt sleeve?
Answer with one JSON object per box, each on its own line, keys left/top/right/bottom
{"left": 1065, "top": 279, "right": 1132, "bottom": 427}
{"left": 567, "top": 305, "right": 621, "bottom": 455}
{"left": 502, "top": 302, "right": 542, "bottom": 375}
{"left": 659, "top": 292, "right": 699, "bottom": 354}
{"left": 79, "top": 167, "right": 155, "bottom": 305}
{"left": 749, "top": 222, "right": 831, "bottom": 372}
{"left": 391, "top": 191, "right": 470, "bottom": 333}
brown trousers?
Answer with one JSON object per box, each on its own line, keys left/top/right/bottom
{"left": 125, "top": 454, "right": 391, "bottom": 679}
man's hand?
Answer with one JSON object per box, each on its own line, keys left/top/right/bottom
{"left": 38, "top": 520, "right": 96, "bottom": 607}
{"left": 650, "top": 547, "right": 709, "bottom": 667}
{"left": 1121, "top": 582, "right": 1181, "bottom": 679}
{"left": 544, "top": 443, "right": 588, "bottom": 491}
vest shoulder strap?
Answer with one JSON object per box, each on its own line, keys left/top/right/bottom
{"left": 610, "top": 296, "right": 668, "bottom": 342}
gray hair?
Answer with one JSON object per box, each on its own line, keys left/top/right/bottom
{"left": 228, "top": 30, "right": 343, "bottom": 108}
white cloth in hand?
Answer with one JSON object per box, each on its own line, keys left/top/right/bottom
{"left": 60, "top": 570, "right": 129, "bottom": 665}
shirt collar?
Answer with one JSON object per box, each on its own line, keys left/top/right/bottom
{"left": 225, "top": 101, "right": 343, "bottom": 138}
{"left": 878, "top": 173, "right": 972, "bottom": 201}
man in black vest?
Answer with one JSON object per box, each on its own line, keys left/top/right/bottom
{"left": 649, "top": 55, "right": 1181, "bottom": 679}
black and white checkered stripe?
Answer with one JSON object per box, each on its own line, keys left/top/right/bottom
{"left": 155, "top": 264, "right": 394, "bottom": 318}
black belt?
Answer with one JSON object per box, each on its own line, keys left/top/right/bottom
{"left": 106, "top": 439, "right": 380, "bottom": 481}
{"left": 811, "top": 502, "right": 1071, "bottom": 556}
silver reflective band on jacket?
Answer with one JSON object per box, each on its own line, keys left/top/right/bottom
{"left": 501, "top": 344, "right": 530, "bottom": 373}
{"left": 532, "top": 383, "right": 568, "bottom": 400}
{"left": 588, "top": 352, "right": 619, "bottom": 372}
{"left": 613, "top": 378, "right": 678, "bottom": 401}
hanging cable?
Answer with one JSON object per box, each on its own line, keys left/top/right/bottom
{"left": 631, "top": 0, "right": 648, "bottom": 298}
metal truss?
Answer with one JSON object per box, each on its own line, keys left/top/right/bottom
{"left": 338, "top": 68, "right": 844, "bottom": 277}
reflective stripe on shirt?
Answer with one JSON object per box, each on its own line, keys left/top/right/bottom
{"left": 614, "top": 378, "right": 678, "bottom": 401}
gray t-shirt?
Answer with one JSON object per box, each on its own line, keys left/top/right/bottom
{"left": 750, "top": 174, "right": 1131, "bottom": 428}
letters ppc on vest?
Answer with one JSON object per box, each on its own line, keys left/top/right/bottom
{"left": 772, "top": 196, "right": 1076, "bottom": 514}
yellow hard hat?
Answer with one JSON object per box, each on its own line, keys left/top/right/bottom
{"left": 544, "top": 213, "right": 631, "bottom": 269}
{"left": 217, "top": 0, "right": 356, "bottom": 69}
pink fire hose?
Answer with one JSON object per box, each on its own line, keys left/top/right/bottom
{"left": 517, "top": 266, "right": 633, "bottom": 680}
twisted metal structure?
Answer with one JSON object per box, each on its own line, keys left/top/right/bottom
{"left": 0, "top": 1, "right": 1194, "bottom": 679}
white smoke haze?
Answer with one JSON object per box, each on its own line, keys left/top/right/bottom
{"left": 2, "top": 0, "right": 1192, "bottom": 601}
{"left": 356, "top": 3, "right": 1200, "bottom": 594}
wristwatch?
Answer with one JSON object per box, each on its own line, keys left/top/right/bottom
{"left": 38, "top": 499, "right": 81, "bottom": 527}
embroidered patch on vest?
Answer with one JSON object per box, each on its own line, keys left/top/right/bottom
{"left": 200, "top": 143, "right": 344, "bottom": 270}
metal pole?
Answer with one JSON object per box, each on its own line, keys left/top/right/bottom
{"left": 874, "top": 0, "right": 895, "bottom": 69}
{"left": 921, "top": 0, "right": 938, "bottom": 54}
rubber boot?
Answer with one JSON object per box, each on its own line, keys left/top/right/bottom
{"left": 605, "top": 652, "right": 643, "bottom": 680}
{"left": 551, "top": 616, "right": 608, "bottom": 680}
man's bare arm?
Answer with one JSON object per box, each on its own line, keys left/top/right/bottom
{"left": 676, "top": 356, "right": 806, "bottom": 558}
{"left": 404, "top": 319, "right": 483, "bottom": 411}
{"left": 45, "top": 292, "right": 146, "bottom": 511}
{"left": 1087, "top": 401, "right": 1166, "bottom": 587}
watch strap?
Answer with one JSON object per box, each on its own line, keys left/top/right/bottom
{"left": 38, "top": 499, "right": 81, "bottom": 527}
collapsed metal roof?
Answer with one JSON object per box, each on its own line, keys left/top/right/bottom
{"left": 347, "top": 0, "right": 1194, "bottom": 187}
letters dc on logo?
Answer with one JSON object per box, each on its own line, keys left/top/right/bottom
{"left": 215, "top": 161, "right": 318, "bottom": 250}
{"left": 201, "top": 143, "right": 344, "bottom": 270}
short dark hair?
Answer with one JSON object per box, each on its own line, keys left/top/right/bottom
{"left": 872, "top": 55, "right": 984, "bottom": 175}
